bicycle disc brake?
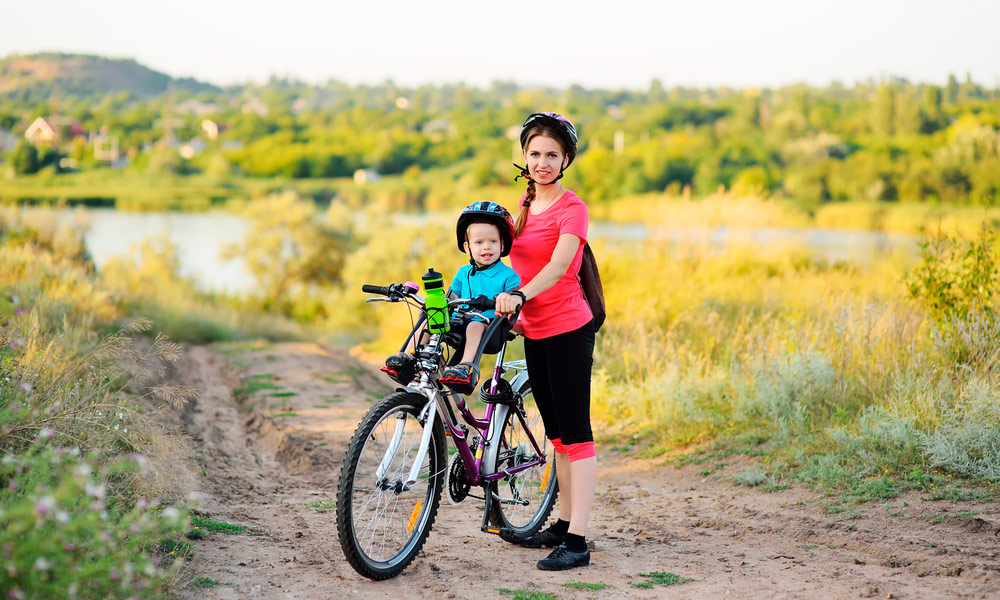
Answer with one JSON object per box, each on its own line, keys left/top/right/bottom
{"left": 446, "top": 451, "right": 471, "bottom": 504}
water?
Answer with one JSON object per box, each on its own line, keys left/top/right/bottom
{"left": 53, "top": 208, "right": 917, "bottom": 295}
{"left": 62, "top": 208, "right": 255, "bottom": 294}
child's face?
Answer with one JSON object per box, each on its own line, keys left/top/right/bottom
{"left": 464, "top": 222, "right": 502, "bottom": 268}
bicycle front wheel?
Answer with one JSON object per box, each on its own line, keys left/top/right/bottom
{"left": 488, "top": 383, "right": 558, "bottom": 541}
{"left": 336, "top": 391, "right": 446, "bottom": 580}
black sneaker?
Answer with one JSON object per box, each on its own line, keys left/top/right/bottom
{"left": 518, "top": 528, "right": 565, "bottom": 549}
{"left": 536, "top": 544, "right": 590, "bottom": 571}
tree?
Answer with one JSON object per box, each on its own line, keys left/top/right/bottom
{"left": 11, "top": 141, "right": 39, "bottom": 175}
{"left": 223, "top": 192, "right": 348, "bottom": 313}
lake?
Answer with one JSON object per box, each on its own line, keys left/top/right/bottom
{"left": 54, "top": 208, "right": 917, "bottom": 295}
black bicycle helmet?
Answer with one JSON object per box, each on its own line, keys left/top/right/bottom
{"left": 456, "top": 201, "right": 515, "bottom": 257}
{"left": 519, "top": 112, "right": 578, "bottom": 167}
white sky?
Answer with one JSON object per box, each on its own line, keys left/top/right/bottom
{"left": 2, "top": 0, "right": 998, "bottom": 89}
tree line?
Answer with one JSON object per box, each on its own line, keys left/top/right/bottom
{"left": 2, "top": 73, "right": 998, "bottom": 209}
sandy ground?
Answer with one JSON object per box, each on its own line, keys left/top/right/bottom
{"left": 164, "top": 342, "right": 1000, "bottom": 600}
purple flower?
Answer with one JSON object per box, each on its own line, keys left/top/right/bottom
{"left": 130, "top": 523, "right": 140, "bottom": 533}
{"left": 64, "top": 544, "right": 76, "bottom": 552}
{"left": 110, "top": 571, "right": 119, "bottom": 581}
{"left": 7, "top": 480, "right": 15, "bottom": 490}
{"left": 15, "top": 308, "right": 24, "bottom": 317}
{"left": 35, "top": 496, "right": 55, "bottom": 515}
{"left": 100, "top": 531, "right": 111, "bottom": 543}
{"left": 137, "top": 498, "right": 148, "bottom": 509}
{"left": 19, "top": 382, "right": 31, "bottom": 394}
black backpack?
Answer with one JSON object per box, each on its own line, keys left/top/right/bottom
{"left": 577, "top": 243, "right": 606, "bottom": 332}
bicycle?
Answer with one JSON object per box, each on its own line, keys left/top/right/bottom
{"left": 335, "top": 279, "right": 558, "bottom": 580}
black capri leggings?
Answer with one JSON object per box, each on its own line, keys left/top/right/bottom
{"left": 523, "top": 320, "right": 596, "bottom": 445}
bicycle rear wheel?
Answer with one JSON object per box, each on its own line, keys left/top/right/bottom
{"left": 487, "top": 383, "right": 558, "bottom": 541}
{"left": 336, "top": 391, "right": 446, "bottom": 580}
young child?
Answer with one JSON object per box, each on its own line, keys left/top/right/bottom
{"left": 383, "top": 201, "right": 520, "bottom": 390}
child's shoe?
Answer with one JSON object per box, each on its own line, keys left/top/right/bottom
{"left": 381, "top": 352, "right": 415, "bottom": 384}
{"left": 439, "top": 362, "right": 480, "bottom": 395}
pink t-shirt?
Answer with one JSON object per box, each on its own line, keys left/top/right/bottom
{"left": 510, "top": 190, "right": 592, "bottom": 339}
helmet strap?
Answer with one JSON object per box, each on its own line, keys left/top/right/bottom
{"left": 469, "top": 255, "right": 499, "bottom": 275}
{"left": 513, "top": 162, "right": 564, "bottom": 186}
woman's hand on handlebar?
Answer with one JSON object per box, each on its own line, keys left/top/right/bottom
{"left": 494, "top": 291, "right": 523, "bottom": 317}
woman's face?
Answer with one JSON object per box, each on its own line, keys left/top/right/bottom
{"left": 524, "top": 135, "right": 568, "bottom": 185}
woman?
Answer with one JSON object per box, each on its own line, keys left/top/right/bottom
{"left": 495, "top": 112, "right": 597, "bottom": 571}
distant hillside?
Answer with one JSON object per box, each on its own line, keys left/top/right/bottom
{"left": 0, "top": 52, "right": 219, "bottom": 98}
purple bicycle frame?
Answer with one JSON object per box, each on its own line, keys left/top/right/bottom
{"left": 440, "top": 360, "right": 546, "bottom": 486}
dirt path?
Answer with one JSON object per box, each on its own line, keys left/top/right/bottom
{"left": 166, "top": 342, "right": 1000, "bottom": 600}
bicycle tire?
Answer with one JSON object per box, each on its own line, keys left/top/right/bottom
{"left": 487, "top": 383, "right": 558, "bottom": 542}
{"left": 336, "top": 391, "right": 446, "bottom": 580}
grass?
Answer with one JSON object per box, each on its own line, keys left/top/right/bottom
{"left": 189, "top": 517, "right": 254, "bottom": 535}
{"left": 307, "top": 499, "right": 337, "bottom": 512}
{"left": 269, "top": 391, "right": 298, "bottom": 397}
{"left": 273, "top": 412, "right": 299, "bottom": 417}
{"left": 563, "top": 581, "right": 612, "bottom": 591}
{"left": 497, "top": 589, "right": 561, "bottom": 600}
{"left": 233, "top": 374, "right": 281, "bottom": 403}
{"left": 632, "top": 572, "right": 694, "bottom": 589}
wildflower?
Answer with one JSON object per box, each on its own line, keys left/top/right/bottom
{"left": 19, "top": 382, "right": 31, "bottom": 394}
{"left": 110, "top": 571, "right": 119, "bottom": 581}
{"left": 8, "top": 588, "right": 25, "bottom": 600}
{"left": 36, "top": 496, "right": 55, "bottom": 516}
{"left": 64, "top": 544, "right": 76, "bottom": 552}
{"left": 137, "top": 498, "right": 148, "bottom": 509}
{"left": 85, "top": 481, "right": 107, "bottom": 499}
{"left": 74, "top": 462, "right": 92, "bottom": 477}
{"left": 131, "top": 523, "right": 141, "bottom": 533}
{"left": 37, "top": 428, "right": 54, "bottom": 440}
{"left": 7, "top": 480, "right": 16, "bottom": 491}
{"left": 56, "top": 510, "right": 70, "bottom": 524}
{"left": 163, "top": 506, "right": 180, "bottom": 521}
{"left": 33, "top": 557, "right": 52, "bottom": 571}
{"left": 100, "top": 531, "right": 112, "bottom": 543}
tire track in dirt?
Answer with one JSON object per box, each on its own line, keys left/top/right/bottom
{"left": 166, "top": 343, "right": 1000, "bottom": 599}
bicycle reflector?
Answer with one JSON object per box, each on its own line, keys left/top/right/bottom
{"left": 422, "top": 268, "right": 450, "bottom": 334}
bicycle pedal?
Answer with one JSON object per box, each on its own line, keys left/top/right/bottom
{"left": 441, "top": 380, "right": 476, "bottom": 395}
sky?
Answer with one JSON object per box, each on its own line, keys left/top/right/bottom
{"left": 2, "top": 0, "right": 998, "bottom": 90}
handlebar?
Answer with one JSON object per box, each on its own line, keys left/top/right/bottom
{"left": 362, "top": 283, "right": 520, "bottom": 320}
{"left": 361, "top": 284, "right": 393, "bottom": 296}
{"left": 361, "top": 282, "right": 420, "bottom": 299}
{"left": 462, "top": 295, "right": 495, "bottom": 311}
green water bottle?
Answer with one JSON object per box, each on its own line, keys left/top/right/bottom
{"left": 422, "top": 267, "right": 450, "bottom": 334}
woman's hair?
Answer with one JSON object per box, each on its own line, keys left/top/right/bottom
{"left": 515, "top": 125, "right": 574, "bottom": 238}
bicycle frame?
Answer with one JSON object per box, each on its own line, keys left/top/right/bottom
{"left": 376, "top": 304, "right": 546, "bottom": 496}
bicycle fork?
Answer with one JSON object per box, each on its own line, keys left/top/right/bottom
{"left": 376, "top": 393, "right": 439, "bottom": 491}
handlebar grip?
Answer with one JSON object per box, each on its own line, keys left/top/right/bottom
{"left": 467, "top": 296, "right": 496, "bottom": 310}
{"left": 362, "top": 284, "right": 393, "bottom": 296}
